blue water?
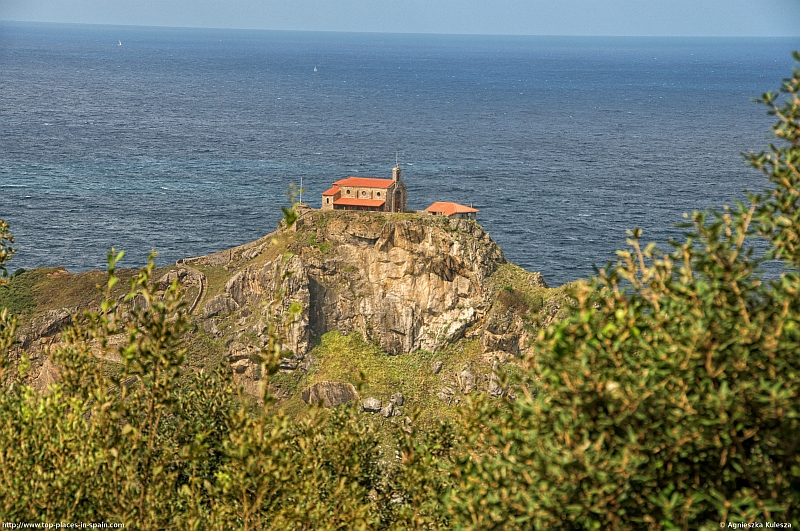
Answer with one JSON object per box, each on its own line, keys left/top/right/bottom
{"left": 1, "top": 22, "right": 798, "bottom": 286}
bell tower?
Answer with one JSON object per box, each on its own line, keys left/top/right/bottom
{"left": 390, "top": 153, "right": 407, "bottom": 212}
{"left": 392, "top": 151, "right": 401, "bottom": 182}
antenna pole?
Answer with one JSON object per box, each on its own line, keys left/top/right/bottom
{"left": 396, "top": 150, "right": 398, "bottom": 167}
{"left": 299, "top": 176, "right": 303, "bottom": 204}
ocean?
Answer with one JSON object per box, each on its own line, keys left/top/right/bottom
{"left": 1, "top": 22, "right": 798, "bottom": 286}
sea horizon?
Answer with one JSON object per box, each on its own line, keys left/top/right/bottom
{"left": 5, "top": 18, "right": 799, "bottom": 38}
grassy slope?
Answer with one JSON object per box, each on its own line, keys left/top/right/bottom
{"left": 271, "top": 280, "right": 572, "bottom": 426}
{"left": 486, "top": 262, "right": 574, "bottom": 327}
{"left": 272, "top": 331, "right": 487, "bottom": 428}
{"left": 0, "top": 215, "right": 574, "bottom": 428}
{"left": 0, "top": 267, "right": 137, "bottom": 324}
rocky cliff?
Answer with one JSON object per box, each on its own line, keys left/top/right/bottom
{"left": 3, "top": 210, "right": 571, "bottom": 420}
{"left": 197, "top": 212, "right": 511, "bottom": 355}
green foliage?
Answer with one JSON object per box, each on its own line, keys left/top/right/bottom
{"left": 204, "top": 406, "right": 387, "bottom": 529}
{"left": 0, "top": 219, "right": 14, "bottom": 282}
{"left": 0, "top": 255, "right": 389, "bottom": 525}
{"left": 1, "top": 54, "right": 799, "bottom": 531}
{"left": 0, "top": 206, "right": 397, "bottom": 528}
{"left": 290, "top": 331, "right": 480, "bottom": 428}
{"left": 0, "top": 269, "right": 37, "bottom": 316}
{"left": 750, "top": 51, "right": 800, "bottom": 265}
{"left": 0, "top": 221, "right": 17, "bottom": 384}
{"left": 280, "top": 183, "right": 302, "bottom": 229}
{"left": 427, "top": 54, "right": 800, "bottom": 530}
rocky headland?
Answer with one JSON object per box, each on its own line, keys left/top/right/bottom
{"left": 2, "top": 210, "right": 571, "bottom": 423}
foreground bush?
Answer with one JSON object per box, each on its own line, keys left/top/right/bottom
{"left": 0, "top": 55, "right": 799, "bottom": 530}
{"left": 0, "top": 253, "right": 392, "bottom": 529}
{"left": 428, "top": 54, "right": 800, "bottom": 530}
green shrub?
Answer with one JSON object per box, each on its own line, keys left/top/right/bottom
{"left": 0, "top": 53, "right": 799, "bottom": 531}
{"left": 425, "top": 53, "right": 800, "bottom": 530}
{"left": 0, "top": 270, "right": 41, "bottom": 316}
{"left": 0, "top": 220, "right": 13, "bottom": 282}
{"left": 0, "top": 226, "right": 391, "bottom": 529}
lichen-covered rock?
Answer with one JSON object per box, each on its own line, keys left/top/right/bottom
{"left": 362, "top": 397, "right": 382, "bottom": 413}
{"left": 488, "top": 362, "right": 505, "bottom": 398}
{"left": 437, "top": 386, "right": 455, "bottom": 404}
{"left": 290, "top": 214, "right": 504, "bottom": 355}
{"left": 301, "top": 381, "right": 359, "bottom": 408}
{"left": 231, "top": 359, "right": 250, "bottom": 374}
{"left": 209, "top": 254, "right": 310, "bottom": 356}
{"left": 7, "top": 211, "right": 556, "bottom": 406}
{"left": 279, "top": 357, "right": 299, "bottom": 371}
{"left": 156, "top": 268, "right": 187, "bottom": 290}
{"left": 29, "top": 308, "right": 74, "bottom": 341}
{"left": 194, "top": 212, "right": 553, "bottom": 359}
{"left": 307, "top": 217, "right": 503, "bottom": 355}
{"left": 456, "top": 366, "right": 476, "bottom": 394}
{"left": 380, "top": 403, "right": 395, "bottom": 418}
{"left": 390, "top": 392, "right": 404, "bottom": 406}
{"left": 227, "top": 341, "right": 251, "bottom": 361}
{"left": 202, "top": 294, "right": 239, "bottom": 318}
{"left": 201, "top": 318, "right": 221, "bottom": 337}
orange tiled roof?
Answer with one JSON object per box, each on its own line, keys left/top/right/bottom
{"left": 333, "top": 197, "right": 386, "bottom": 208}
{"left": 322, "top": 186, "right": 340, "bottom": 196}
{"left": 425, "top": 202, "right": 479, "bottom": 216}
{"left": 333, "top": 177, "right": 395, "bottom": 189}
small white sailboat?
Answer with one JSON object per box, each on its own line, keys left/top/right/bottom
{"left": 118, "top": 40, "right": 122, "bottom": 46}
{"left": 313, "top": 65, "right": 317, "bottom": 72}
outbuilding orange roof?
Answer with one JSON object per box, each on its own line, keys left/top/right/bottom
{"left": 322, "top": 186, "right": 340, "bottom": 196}
{"left": 425, "top": 202, "right": 479, "bottom": 217}
{"left": 333, "top": 197, "right": 386, "bottom": 208}
{"left": 333, "top": 177, "right": 395, "bottom": 189}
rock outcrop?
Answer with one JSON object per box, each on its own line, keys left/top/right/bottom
{"left": 3, "top": 209, "right": 566, "bottom": 412}
{"left": 9, "top": 307, "right": 77, "bottom": 391}
{"left": 455, "top": 366, "right": 477, "bottom": 394}
{"left": 197, "top": 212, "right": 508, "bottom": 357}
{"left": 301, "top": 381, "right": 359, "bottom": 408}
{"left": 362, "top": 397, "right": 382, "bottom": 413}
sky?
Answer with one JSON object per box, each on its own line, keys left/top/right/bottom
{"left": 1, "top": 0, "right": 799, "bottom": 36}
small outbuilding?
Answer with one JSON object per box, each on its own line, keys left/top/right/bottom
{"left": 425, "top": 201, "right": 479, "bottom": 220}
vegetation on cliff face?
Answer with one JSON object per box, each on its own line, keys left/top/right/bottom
{"left": 0, "top": 267, "right": 136, "bottom": 318}
{"left": 435, "top": 55, "right": 800, "bottom": 528}
{"left": 0, "top": 56, "right": 799, "bottom": 529}
{"left": 1, "top": 204, "right": 571, "bottom": 426}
